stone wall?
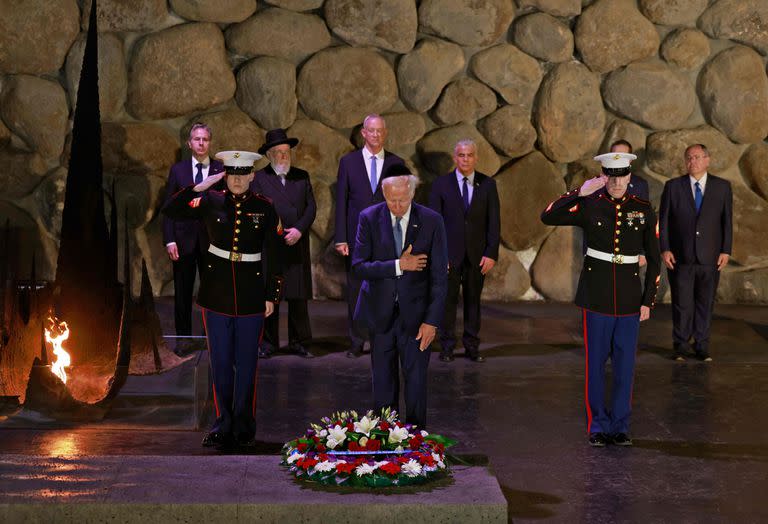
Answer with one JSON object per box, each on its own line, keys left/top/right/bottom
{"left": 1, "top": 0, "right": 767, "bottom": 304}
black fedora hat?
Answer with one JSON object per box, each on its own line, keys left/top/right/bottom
{"left": 258, "top": 128, "right": 299, "bottom": 155}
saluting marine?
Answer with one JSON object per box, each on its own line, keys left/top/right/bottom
{"left": 162, "top": 150, "right": 283, "bottom": 450}
{"left": 541, "top": 152, "right": 661, "bottom": 448}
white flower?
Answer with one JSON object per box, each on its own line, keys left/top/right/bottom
{"left": 326, "top": 437, "right": 340, "bottom": 449}
{"left": 286, "top": 452, "right": 304, "bottom": 464}
{"left": 401, "top": 459, "right": 423, "bottom": 477}
{"left": 388, "top": 426, "right": 410, "bottom": 444}
{"left": 374, "top": 461, "right": 390, "bottom": 470}
{"left": 327, "top": 424, "right": 348, "bottom": 445}
{"left": 432, "top": 452, "right": 445, "bottom": 469}
{"left": 313, "top": 461, "right": 336, "bottom": 472}
{"left": 354, "top": 415, "right": 379, "bottom": 436}
{"left": 355, "top": 463, "right": 376, "bottom": 476}
{"left": 394, "top": 445, "right": 404, "bottom": 452}
{"left": 420, "top": 430, "right": 429, "bottom": 437}
{"left": 318, "top": 429, "right": 328, "bottom": 438}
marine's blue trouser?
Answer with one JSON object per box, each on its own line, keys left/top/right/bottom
{"left": 582, "top": 309, "right": 640, "bottom": 435}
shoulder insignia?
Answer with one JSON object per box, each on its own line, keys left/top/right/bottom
{"left": 569, "top": 204, "right": 579, "bottom": 213}
{"left": 188, "top": 197, "right": 201, "bottom": 208}
{"left": 277, "top": 217, "right": 284, "bottom": 236}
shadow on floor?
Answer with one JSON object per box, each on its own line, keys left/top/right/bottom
{"left": 633, "top": 439, "right": 768, "bottom": 463}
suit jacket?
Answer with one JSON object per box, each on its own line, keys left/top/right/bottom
{"left": 352, "top": 203, "right": 448, "bottom": 336}
{"left": 250, "top": 165, "right": 316, "bottom": 299}
{"left": 334, "top": 149, "right": 404, "bottom": 247}
{"left": 162, "top": 158, "right": 224, "bottom": 256}
{"left": 428, "top": 171, "right": 500, "bottom": 267}
{"left": 659, "top": 174, "right": 733, "bottom": 266}
{"left": 628, "top": 174, "right": 650, "bottom": 201}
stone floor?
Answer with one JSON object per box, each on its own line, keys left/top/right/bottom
{"left": 1, "top": 299, "right": 767, "bottom": 523}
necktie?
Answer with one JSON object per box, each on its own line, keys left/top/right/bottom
{"left": 195, "top": 163, "right": 204, "bottom": 184}
{"left": 278, "top": 173, "right": 286, "bottom": 186}
{"left": 462, "top": 177, "right": 470, "bottom": 211}
{"left": 370, "top": 155, "right": 378, "bottom": 194}
{"left": 694, "top": 181, "right": 703, "bottom": 214}
{"left": 393, "top": 217, "right": 403, "bottom": 258}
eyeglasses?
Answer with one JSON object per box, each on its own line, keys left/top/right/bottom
{"left": 685, "top": 155, "right": 707, "bottom": 162}
{"left": 363, "top": 128, "right": 385, "bottom": 135}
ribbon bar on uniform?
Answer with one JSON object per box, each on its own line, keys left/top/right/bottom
{"left": 586, "top": 248, "right": 639, "bottom": 265}
{"left": 208, "top": 244, "right": 262, "bottom": 262}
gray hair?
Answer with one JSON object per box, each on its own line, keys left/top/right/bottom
{"left": 382, "top": 174, "right": 419, "bottom": 198}
{"left": 188, "top": 122, "right": 212, "bottom": 140}
{"left": 363, "top": 113, "right": 386, "bottom": 129}
{"left": 454, "top": 138, "right": 477, "bottom": 154}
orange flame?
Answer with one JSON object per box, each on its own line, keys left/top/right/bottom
{"left": 45, "top": 317, "right": 71, "bottom": 384}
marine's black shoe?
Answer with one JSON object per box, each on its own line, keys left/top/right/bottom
{"left": 588, "top": 432, "right": 608, "bottom": 447}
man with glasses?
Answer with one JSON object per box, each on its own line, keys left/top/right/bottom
{"left": 335, "top": 114, "right": 404, "bottom": 358}
{"left": 659, "top": 144, "right": 733, "bottom": 362}
{"left": 251, "top": 129, "right": 317, "bottom": 359}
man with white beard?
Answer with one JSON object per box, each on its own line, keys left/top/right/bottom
{"left": 251, "top": 129, "right": 317, "bottom": 358}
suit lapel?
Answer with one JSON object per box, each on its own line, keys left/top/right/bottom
{"left": 404, "top": 205, "right": 421, "bottom": 253}
{"left": 378, "top": 205, "right": 396, "bottom": 259}
{"left": 356, "top": 150, "right": 374, "bottom": 199}
{"left": 681, "top": 175, "right": 698, "bottom": 215}
{"left": 467, "top": 172, "right": 485, "bottom": 214}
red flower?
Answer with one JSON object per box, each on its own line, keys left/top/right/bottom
{"left": 336, "top": 462, "right": 356, "bottom": 474}
{"left": 296, "top": 458, "right": 317, "bottom": 470}
{"left": 409, "top": 437, "right": 422, "bottom": 450}
{"left": 346, "top": 423, "right": 355, "bottom": 432}
{"left": 397, "top": 456, "right": 411, "bottom": 464}
{"left": 366, "top": 439, "right": 381, "bottom": 451}
{"left": 316, "top": 444, "right": 327, "bottom": 453}
{"left": 379, "top": 462, "right": 401, "bottom": 475}
{"left": 354, "top": 457, "right": 366, "bottom": 466}
{"left": 297, "top": 442, "right": 308, "bottom": 452}
{"left": 318, "top": 453, "right": 329, "bottom": 462}
{"left": 312, "top": 436, "right": 320, "bottom": 443}
{"left": 379, "top": 421, "right": 390, "bottom": 431}
{"left": 418, "top": 453, "right": 436, "bottom": 467}
{"left": 348, "top": 441, "right": 362, "bottom": 452}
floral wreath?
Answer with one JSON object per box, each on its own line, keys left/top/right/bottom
{"left": 281, "top": 408, "right": 457, "bottom": 487}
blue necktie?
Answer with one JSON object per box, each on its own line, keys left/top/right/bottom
{"left": 694, "top": 181, "right": 703, "bottom": 214}
{"left": 195, "top": 163, "right": 203, "bottom": 184}
{"left": 462, "top": 177, "right": 470, "bottom": 212}
{"left": 393, "top": 217, "right": 403, "bottom": 258}
{"left": 370, "top": 155, "right": 378, "bottom": 194}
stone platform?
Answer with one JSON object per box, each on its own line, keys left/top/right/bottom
{"left": 0, "top": 455, "right": 506, "bottom": 523}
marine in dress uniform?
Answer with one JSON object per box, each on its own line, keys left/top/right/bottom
{"left": 541, "top": 152, "right": 661, "bottom": 447}
{"left": 251, "top": 129, "right": 317, "bottom": 358}
{"left": 162, "top": 150, "right": 283, "bottom": 450}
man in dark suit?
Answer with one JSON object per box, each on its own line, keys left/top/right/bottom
{"left": 610, "top": 140, "right": 649, "bottom": 200}
{"left": 428, "top": 139, "right": 500, "bottom": 363}
{"left": 335, "top": 114, "right": 405, "bottom": 358}
{"left": 251, "top": 129, "right": 317, "bottom": 358}
{"left": 352, "top": 165, "right": 448, "bottom": 429}
{"left": 162, "top": 123, "right": 224, "bottom": 339}
{"left": 660, "top": 143, "right": 732, "bottom": 362}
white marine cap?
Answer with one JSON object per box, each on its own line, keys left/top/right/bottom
{"left": 215, "top": 150, "right": 262, "bottom": 173}
{"left": 593, "top": 152, "right": 637, "bottom": 176}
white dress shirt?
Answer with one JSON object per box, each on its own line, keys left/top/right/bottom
{"left": 689, "top": 172, "right": 708, "bottom": 199}
{"left": 391, "top": 205, "right": 412, "bottom": 277}
{"left": 167, "top": 157, "right": 211, "bottom": 248}
{"left": 363, "top": 146, "right": 385, "bottom": 188}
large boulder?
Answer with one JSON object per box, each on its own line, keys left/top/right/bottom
{"left": 481, "top": 246, "right": 531, "bottom": 301}
{"left": 20, "top": 166, "right": 67, "bottom": 249}
{"left": 434, "top": 78, "right": 498, "bottom": 126}
{"left": 417, "top": 124, "right": 500, "bottom": 177}
{"left": 717, "top": 267, "right": 768, "bottom": 305}
{"left": 470, "top": 44, "right": 542, "bottom": 108}
{"left": 535, "top": 62, "right": 605, "bottom": 163}
{"left": 264, "top": 0, "right": 323, "bottom": 10}
{"left": 169, "top": 0, "right": 257, "bottom": 22}
{"left": 731, "top": 182, "right": 768, "bottom": 266}
{"left": 183, "top": 108, "right": 266, "bottom": 158}
{"left": 0, "top": 146, "right": 48, "bottom": 200}
{"left": 575, "top": 0, "right": 660, "bottom": 73}
{"left": 660, "top": 28, "right": 711, "bottom": 70}
{"left": 515, "top": 0, "right": 580, "bottom": 17}
{"left": 135, "top": 216, "right": 173, "bottom": 298}
{"left": 105, "top": 171, "right": 168, "bottom": 229}
{"left": 699, "top": 0, "right": 768, "bottom": 55}
{"left": 312, "top": 240, "right": 346, "bottom": 299}
{"left": 638, "top": 0, "right": 708, "bottom": 26}
{"left": 418, "top": 0, "right": 515, "bottom": 47}
{"left": 397, "top": 39, "right": 465, "bottom": 113}
{"left": 65, "top": 32, "right": 127, "bottom": 121}
{"left": 127, "top": 23, "right": 235, "bottom": 120}
{"left": 235, "top": 57, "right": 297, "bottom": 130}
{"left": 226, "top": 8, "right": 331, "bottom": 64}
{"left": 0, "top": 75, "right": 69, "bottom": 160}
{"left": 324, "top": 0, "right": 417, "bottom": 54}
{"left": 531, "top": 227, "right": 583, "bottom": 301}
{"left": 698, "top": 46, "right": 768, "bottom": 144}
{"left": 310, "top": 178, "right": 335, "bottom": 242}
{"left": 298, "top": 48, "right": 398, "bottom": 129}
{"left": 512, "top": 13, "right": 574, "bottom": 63}
{"left": 602, "top": 61, "right": 696, "bottom": 131}
{"left": 495, "top": 151, "right": 566, "bottom": 250}
{"left": 102, "top": 122, "right": 179, "bottom": 176}
{"left": 82, "top": 0, "right": 170, "bottom": 32}
{"left": 645, "top": 125, "right": 740, "bottom": 177}
{"left": 287, "top": 119, "right": 355, "bottom": 184}
{"left": 0, "top": 0, "right": 79, "bottom": 74}
{"left": 479, "top": 106, "right": 537, "bottom": 159}
{"left": 352, "top": 112, "right": 427, "bottom": 149}
{"left": 739, "top": 143, "right": 768, "bottom": 201}
{"left": 600, "top": 119, "right": 647, "bottom": 158}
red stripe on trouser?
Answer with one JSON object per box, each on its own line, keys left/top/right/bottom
{"left": 201, "top": 309, "right": 220, "bottom": 418}
{"left": 582, "top": 309, "right": 593, "bottom": 434}
{"left": 252, "top": 320, "right": 265, "bottom": 417}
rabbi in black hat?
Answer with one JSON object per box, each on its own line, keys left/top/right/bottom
{"left": 250, "top": 129, "right": 317, "bottom": 359}
{"left": 541, "top": 152, "right": 661, "bottom": 448}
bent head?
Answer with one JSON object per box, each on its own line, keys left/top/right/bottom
{"left": 226, "top": 171, "right": 254, "bottom": 195}
{"left": 382, "top": 175, "right": 417, "bottom": 218}
{"left": 606, "top": 174, "right": 630, "bottom": 198}
{"left": 267, "top": 143, "right": 292, "bottom": 173}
